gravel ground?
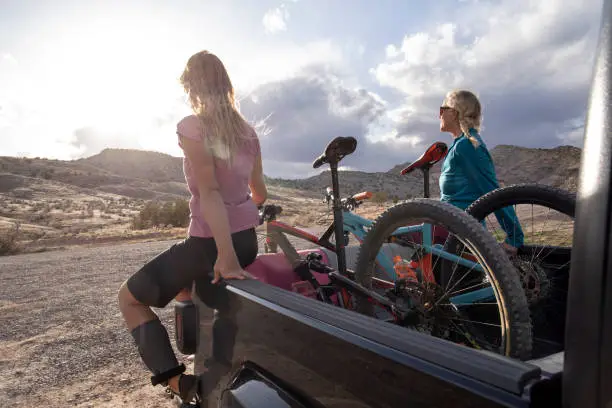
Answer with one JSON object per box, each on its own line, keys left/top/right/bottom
{"left": 0, "top": 240, "right": 184, "bottom": 407}
{"left": 0, "top": 227, "right": 328, "bottom": 408}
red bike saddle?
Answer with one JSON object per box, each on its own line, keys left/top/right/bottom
{"left": 400, "top": 142, "right": 448, "bottom": 175}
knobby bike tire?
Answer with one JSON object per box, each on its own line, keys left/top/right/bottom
{"left": 465, "top": 184, "right": 576, "bottom": 221}
{"left": 353, "top": 198, "right": 533, "bottom": 360}
{"left": 464, "top": 183, "right": 576, "bottom": 358}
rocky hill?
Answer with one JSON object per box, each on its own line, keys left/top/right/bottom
{"left": 0, "top": 143, "right": 581, "bottom": 253}
{"left": 0, "top": 144, "right": 582, "bottom": 203}
{"left": 270, "top": 144, "right": 582, "bottom": 200}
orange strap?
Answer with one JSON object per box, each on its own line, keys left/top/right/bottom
{"left": 352, "top": 191, "right": 373, "bottom": 201}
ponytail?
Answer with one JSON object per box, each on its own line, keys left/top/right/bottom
{"left": 460, "top": 122, "right": 481, "bottom": 148}
{"left": 459, "top": 114, "right": 480, "bottom": 148}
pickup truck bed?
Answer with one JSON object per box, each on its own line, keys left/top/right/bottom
{"left": 194, "top": 279, "right": 561, "bottom": 408}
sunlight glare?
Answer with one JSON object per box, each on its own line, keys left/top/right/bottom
{"left": 36, "top": 16, "right": 197, "bottom": 149}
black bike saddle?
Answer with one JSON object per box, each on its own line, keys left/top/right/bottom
{"left": 312, "top": 136, "right": 357, "bottom": 169}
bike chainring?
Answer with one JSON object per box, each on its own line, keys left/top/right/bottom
{"left": 388, "top": 278, "right": 492, "bottom": 350}
{"left": 392, "top": 280, "right": 455, "bottom": 332}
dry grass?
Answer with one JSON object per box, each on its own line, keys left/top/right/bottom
{"left": 0, "top": 185, "right": 356, "bottom": 255}
{"left": 0, "top": 181, "right": 574, "bottom": 257}
{"left": 482, "top": 204, "right": 574, "bottom": 247}
{"left": 0, "top": 190, "right": 182, "bottom": 254}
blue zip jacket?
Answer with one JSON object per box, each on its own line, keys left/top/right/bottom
{"left": 439, "top": 129, "right": 524, "bottom": 247}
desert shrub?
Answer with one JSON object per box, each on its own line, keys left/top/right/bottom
{"left": 0, "top": 222, "right": 22, "bottom": 256}
{"left": 60, "top": 199, "right": 74, "bottom": 211}
{"left": 87, "top": 199, "right": 107, "bottom": 211}
{"left": 371, "top": 191, "right": 388, "bottom": 204}
{"left": 12, "top": 188, "right": 33, "bottom": 199}
{"left": 29, "top": 213, "right": 51, "bottom": 223}
{"left": 132, "top": 199, "right": 190, "bottom": 229}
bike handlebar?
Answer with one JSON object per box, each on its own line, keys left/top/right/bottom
{"left": 258, "top": 204, "right": 283, "bottom": 223}
{"left": 323, "top": 190, "right": 372, "bottom": 211}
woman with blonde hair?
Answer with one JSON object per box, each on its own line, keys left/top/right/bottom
{"left": 438, "top": 89, "right": 523, "bottom": 254}
{"left": 117, "top": 50, "right": 267, "bottom": 404}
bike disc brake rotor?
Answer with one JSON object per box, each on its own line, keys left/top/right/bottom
{"left": 512, "top": 255, "right": 551, "bottom": 306}
{"left": 395, "top": 281, "right": 449, "bottom": 332}
{"left": 393, "top": 280, "right": 496, "bottom": 352}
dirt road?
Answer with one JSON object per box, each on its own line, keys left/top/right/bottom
{"left": 0, "top": 240, "right": 191, "bottom": 407}
{"left": 0, "top": 224, "right": 330, "bottom": 408}
{"left": 0, "top": 239, "right": 211, "bottom": 407}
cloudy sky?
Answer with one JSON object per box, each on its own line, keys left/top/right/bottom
{"left": 0, "top": 0, "right": 604, "bottom": 178}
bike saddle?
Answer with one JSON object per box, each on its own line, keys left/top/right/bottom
{"left": 312, "top": 136, "right": 357, "bottom": 169}
{"left": 400, "top": 141, "right": 448, "bottom": 175}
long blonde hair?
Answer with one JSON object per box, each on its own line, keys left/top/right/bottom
{"left": 180, "top": 50, "right": 256, "bottom": 163}
{"left": 443, "top": 89, "right": 482, "bottom": 148}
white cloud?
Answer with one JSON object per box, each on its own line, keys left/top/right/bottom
{"left": 1, "top": 0, "right": 603, "bottom": 179}
{"left": 235, "top": 64, "right": 438, "bottom": 177}
{"left": 0, "top": 29, "right": 353, "bottom": 163}
{"left": 230, "top": 39, "right": 346, "bottom": 93}
{"left": 370, "top": 0, "right": 602, "bottom": 150}
{"left": 263, "top": 5, "right": 289, "bottom": 34}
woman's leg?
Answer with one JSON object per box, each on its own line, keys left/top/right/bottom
{"left": 175, "top": 287, "right": 193, "bottom": 302}
{"left": 117, "top": 236, "right": 212, "bottom": 400}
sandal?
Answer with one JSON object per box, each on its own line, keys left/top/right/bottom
{"left": 150, "top": 364, "right": 201, "bottom": 405}
{"left": 164, "top": 373, "right": 200, "bottom": 405}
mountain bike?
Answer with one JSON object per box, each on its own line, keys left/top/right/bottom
{"left": 351, "top": 143, "right": 575, "bottom": 361}
{"left": 258, "top": 141, "right": 452, "bottom": 282}
{"left": 259, "top": 140, "right": 529, "bottom": 313}
{"left": 252, "top": 136, "right": 531, "bottom": 360}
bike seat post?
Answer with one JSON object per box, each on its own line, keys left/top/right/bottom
{"left": 329, "top": 161, "right": 348, "bottom": 276}
{"left": 422, "top": 165, "right": 430, "bottom": 199}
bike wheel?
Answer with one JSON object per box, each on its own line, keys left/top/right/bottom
{"left": 353, "top": 198, "right": 532, "bottom": 360}
{"left": 465, "top": 183, "right": 575, "bottom": 358}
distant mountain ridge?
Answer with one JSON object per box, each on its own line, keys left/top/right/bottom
{"left": 0, "top": 144, "right": 582, "bottom": 202}
{"left": 266, "top": 144, "right": 582, "bottom": 200}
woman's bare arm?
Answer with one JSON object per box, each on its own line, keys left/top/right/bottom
{"left": 249, "top": 150, "right": 267, "bottom": 206}
{"left": 179, "top": 135, "right": 238, "bottom": 264}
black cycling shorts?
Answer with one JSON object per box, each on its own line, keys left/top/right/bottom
{"left": 126, "top": 228, "right": 258, "bottom": 309}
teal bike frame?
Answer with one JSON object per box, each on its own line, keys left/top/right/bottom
{"left": 340, "top": 210, "right": 494, "bottom": 306}
{"left": 263, "top": 206, "right": 495, "bottom": 307}
{"left": 262, "top": 138, "right": 496, "bottom": 309}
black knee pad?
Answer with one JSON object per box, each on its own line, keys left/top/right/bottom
{"left": 130, "top": 318, "right": 179, "bottom": 375}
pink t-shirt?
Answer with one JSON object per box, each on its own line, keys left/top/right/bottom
{"left": 176, "top": 115, "right": 260, "bottom": 238}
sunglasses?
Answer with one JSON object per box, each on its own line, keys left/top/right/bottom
{"left": 439, "top": 106, "right": 454, "bottom": 115}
